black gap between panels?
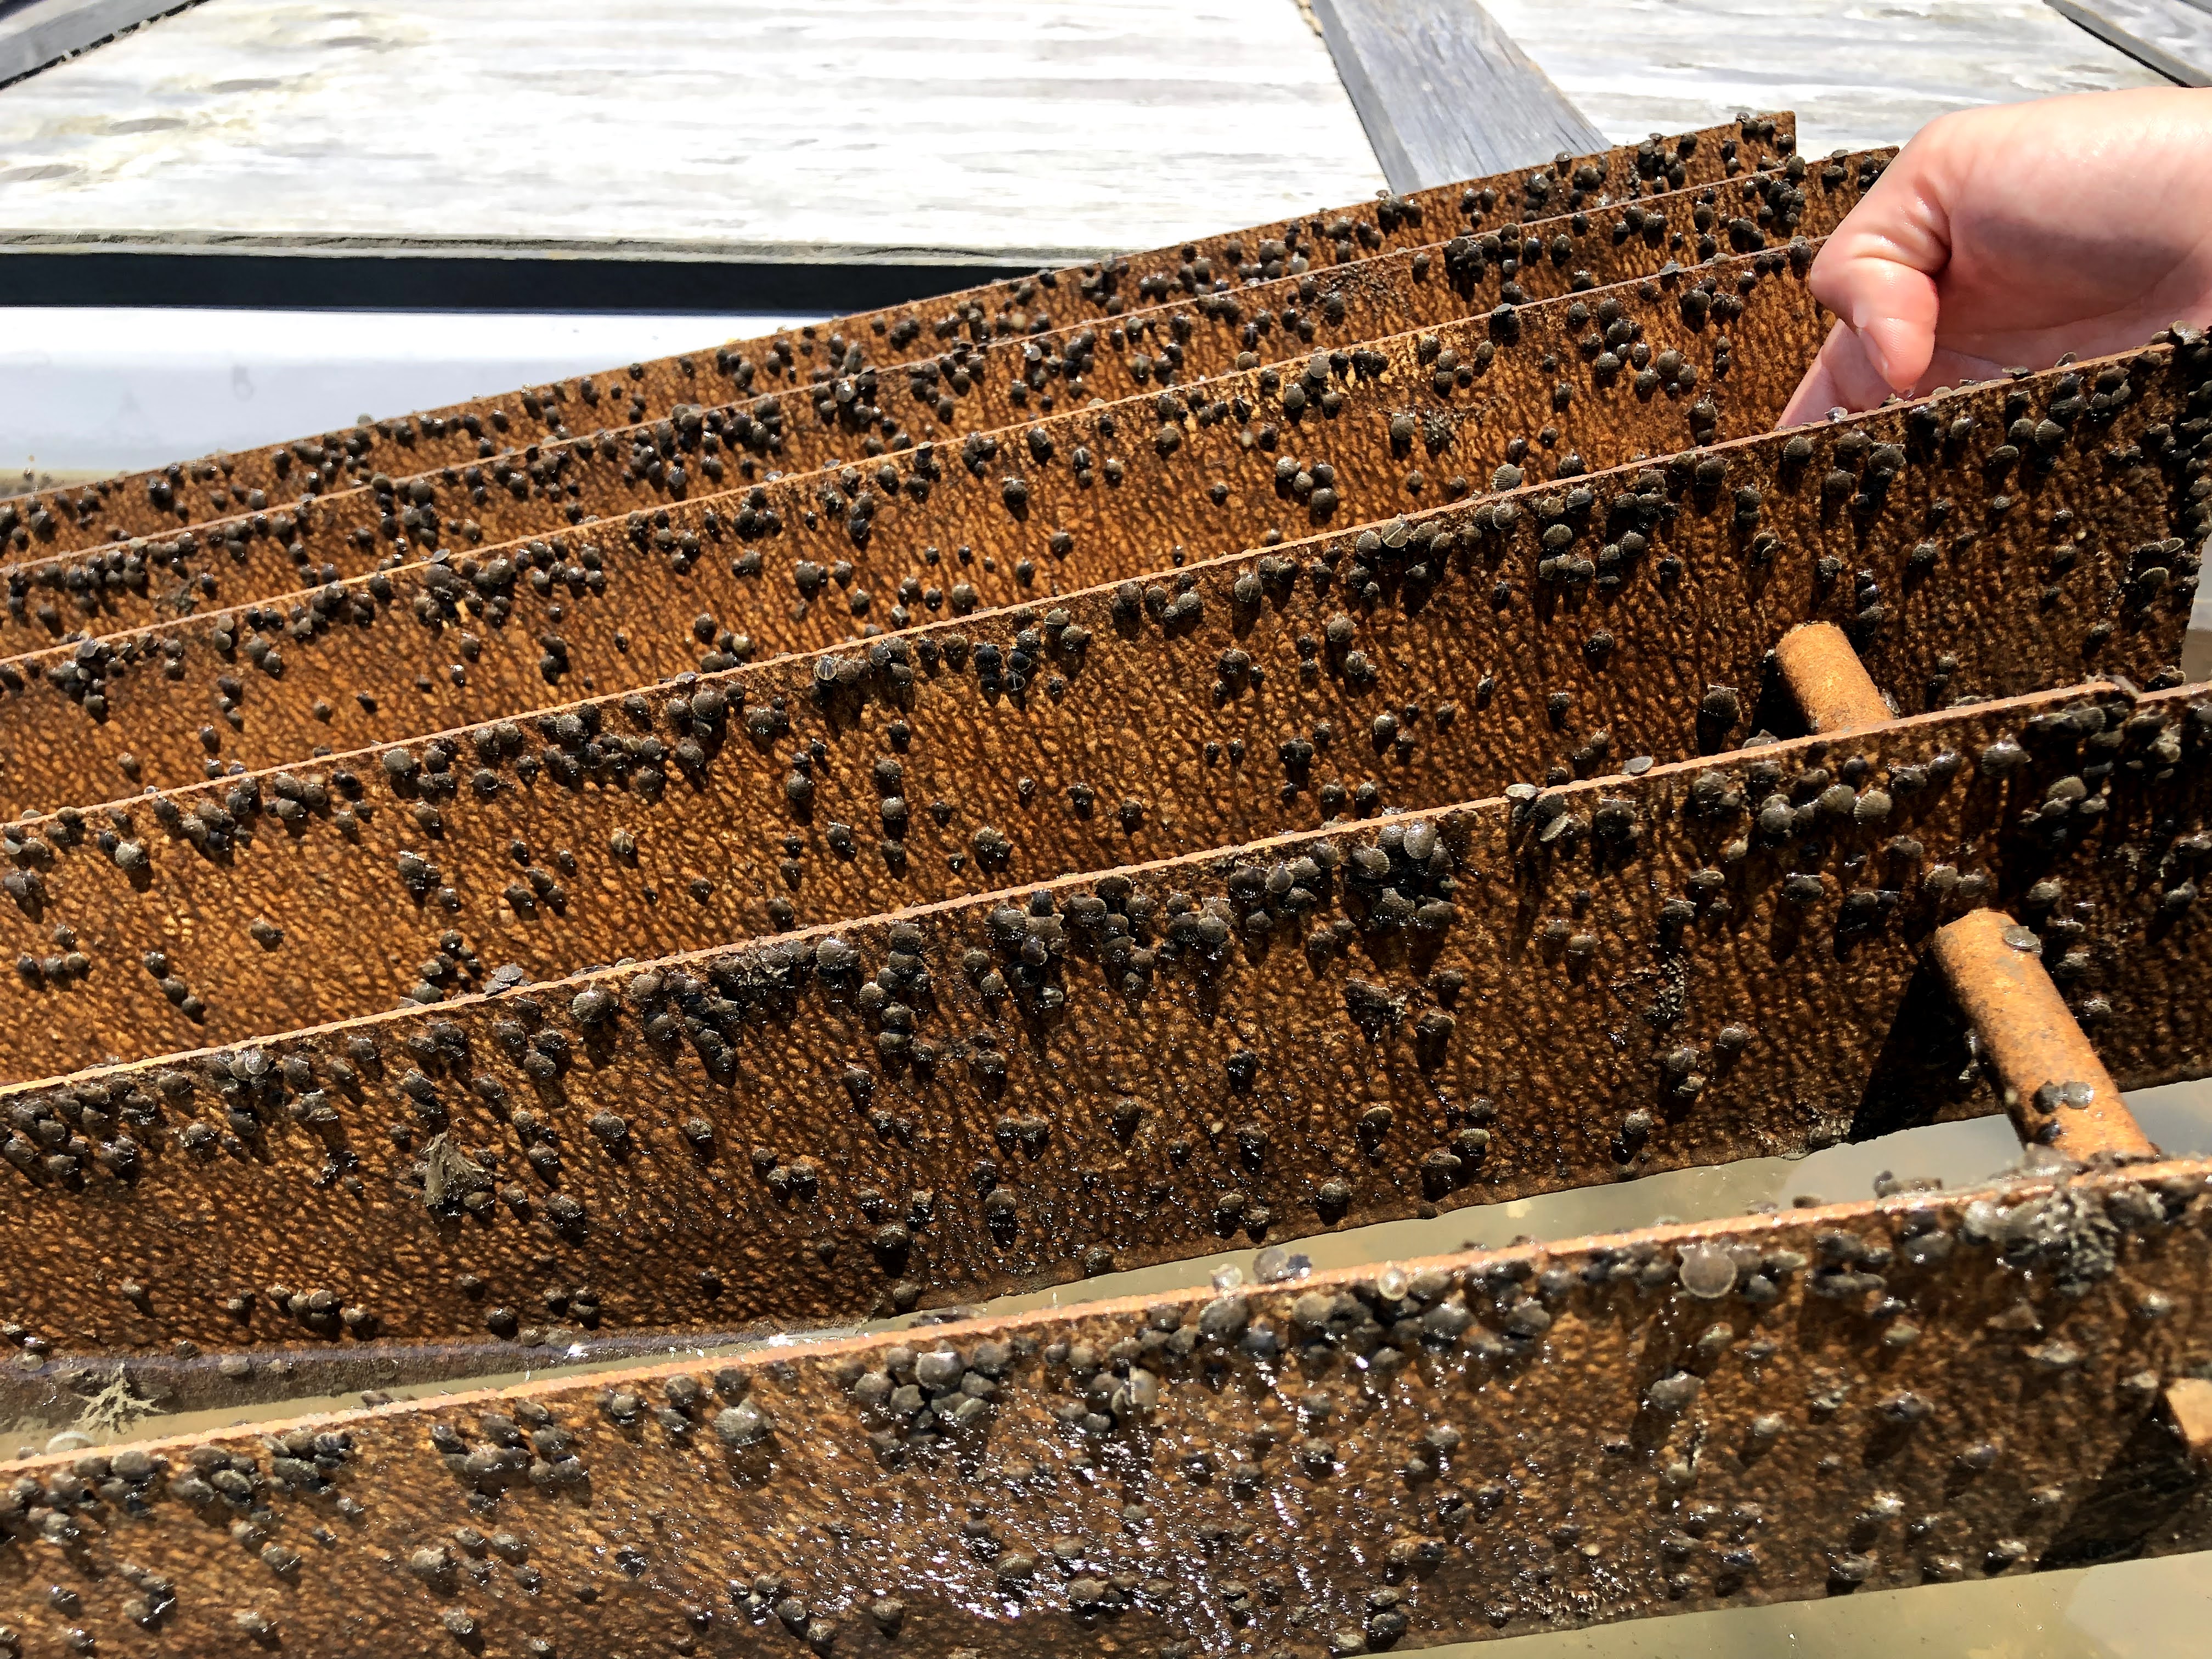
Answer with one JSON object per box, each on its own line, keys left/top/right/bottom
{"left": 0, "top": 253, "right": 1042, "bottom": 314}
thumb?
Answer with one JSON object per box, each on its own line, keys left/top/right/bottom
{"left": 1794, "top": 138, "right": 1957, "bottom": 405}
{"left": 1777, "top": 318, "right": 1922, "bottom": 428}
{"left": 1815, "top": 253, "right": 1942, "bottom": 393}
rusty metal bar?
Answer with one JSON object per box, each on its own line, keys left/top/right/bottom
{"left": 0, "top": 351, "right": 2201, "bottom": 1079}
{"left": 0, "top": 242, "right": 1847, "bottom": 814}
{"left": 1931, "top": 907, "right": 2157, "bottom": 1159}
{"left": 0, "top": 117, "right": 1795, "bottom": 555}
{"left": 3, "top": 680, "right": 2204, "bottom": 1373}
{"left": 1769, "top": 602, "right": 2161, "bottom": 1164}
{"left": 1775, "top": 621, "right": 1894, "bottom": 732}
{"left": 2167, "top": 1378, "right": 2212, "bottom": 1465}
{"left": 0, "top": 1156, "right": 2207, "bottom": 1659}
{"left": 0, "top": 153, "right": 1892, "bottom": 659}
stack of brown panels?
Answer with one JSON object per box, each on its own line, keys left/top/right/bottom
{"left": 3, "top": 110, "right": 2211, "bottom": 1658}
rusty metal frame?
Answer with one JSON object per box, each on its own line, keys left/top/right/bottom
{"left": 0, "top": 345, "right": 2199, "bottom": 1080}
{"left": 0, "top": 1155, "right": 2208, "bottom": 1658}
{"left": 0, "top": 117, "right": 1797, "bottom": 556}
{"left": 0, "top": 151, "right": 1891, "bottom": 659}
{"left": 4, "top": 90, "right": 2212, "bottom": 1655}
{"left": 3, "top": 678, "right": 2205, "bottom": 1377}
{"left": 0, "top": 246, "right": 1866, "bottom": 811}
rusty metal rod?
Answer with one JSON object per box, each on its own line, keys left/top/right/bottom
{"left": 2166, "top": 1378, "right": 2212, "bottom": 1466}
{"left": 1931, "top": 907, "right": 2157, "bottom": 1159}
{"left": 1771, "top": 616, "right": 2159, "bottom": 1160}
{"left": 1774, "top": 621, "right": 1893, "bottom": 732}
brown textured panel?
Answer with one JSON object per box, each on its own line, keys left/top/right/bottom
{"left": 0, "top": 347, "right": 2200, "bottom": 1079}
{"left": 0, "top": 1158, "right": 2208, "bottom": 1659}
{"left": 0, "top": 117, "right": 1795, "bottom": 555}
{"left": 0, "top": 152, "right": 1887, "bottom": 658}
{"left": 3, "top": 682, "right": 2206, "bottom": 1367}
{"left": 0, "top": 247, "right": 1846, "bottom": 813}
{"left": 824, "top": 156, "right": 1871, "bottom": 480}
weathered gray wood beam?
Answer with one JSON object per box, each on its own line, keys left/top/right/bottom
{"left": 2047, "top": 0, "right": 2212, "bottom": 84}
{"left": 1309, "top": 0, "right": 1610, "bottom": 192}
{"left": 0, "top": 0, "right": 206, "bottom": 87}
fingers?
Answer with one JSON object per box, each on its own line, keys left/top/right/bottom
{"left": 1921, "top": 340, "right": 2013, "bottom": 393}
{"left": 1776, "top": 324, "right": 1848, "bottom": 428}
{"left": 1776, "top": 89, "right": 2212, "bottom": 428}
{"left": 1776, "top": 114, "right": 1962, "bottom": 422}
{"left": 1776, "top": 320, "right": 1908, "bottom": 428}
{"left": 1820, "top": 255, "right": 1943, "bottom": 393}
{"left": 1776, "top": 317, "right": 2016, "bottom": 431}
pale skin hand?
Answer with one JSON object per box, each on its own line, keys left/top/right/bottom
{"left": 1779, "top": 87, "right": 2212, "bottom": 427}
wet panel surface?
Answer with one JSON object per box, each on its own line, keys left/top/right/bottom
{"left": 1, "top": 1156, "right": 2210, "bottom": 1658}
{"left": 2, "top": 682, "right": 2206, "bottom": 1369}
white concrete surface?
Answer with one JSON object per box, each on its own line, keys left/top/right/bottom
{"left": 0, "top": 306, "right": 820, "bottom": 477}
{"left": 1480, "top": 0, "right": 2168, "bottom": 154}
{"left": 0, "top": 0, "right": 1387, "bottom": 265}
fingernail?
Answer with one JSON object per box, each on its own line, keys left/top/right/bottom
{"left": 1847, "top": 310, "right": 1902, "bottom": 390}
{"left": 1851, "top": 325, "right": 1895, "bottom": 387}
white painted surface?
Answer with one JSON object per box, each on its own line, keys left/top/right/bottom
{"left": 1480, "top": 0, "right": 2168, "bottom": 153}
{"left": 0, "top": 0, "right": 1387, "bottom": 263}
{"left": 2188, "top": 580, "right": 2212, "bottom": 681}
{"left": 0, "top": 307, "right": 819, "bottom": 476}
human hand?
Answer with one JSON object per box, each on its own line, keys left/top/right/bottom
{"left": 1779, "top": 87, "right": 2212, "bottom": 426}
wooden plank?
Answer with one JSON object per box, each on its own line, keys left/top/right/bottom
{"left": 0, "top": 0, "right": 201, "bottom": 88}
{"left": 2048, "top": 0, "right": 2212, "bottom": 84}
{"left": 1476, "top": 0, "right": 2169, "bottom": 149}
{"left": 0, "top": 0, "right": 1388, "bottom": 268}
{"left": 1307, "top": 0, "right": 1608, "bottom": 191}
